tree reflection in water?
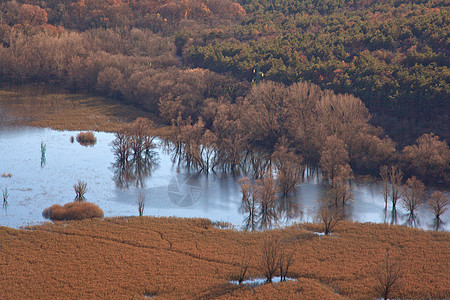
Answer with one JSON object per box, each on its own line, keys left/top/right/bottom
{"left": 111, "top": 118, "right": 159, "bottom": 189}
{"left": 239, "top": 175, "right": 304, "bottom": 231}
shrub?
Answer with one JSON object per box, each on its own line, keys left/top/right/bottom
{"left": 42, "top": 201, "right": 104, "bottom": 221}
{"left": 76, "top": 131, "right": 97, "bottom": 146}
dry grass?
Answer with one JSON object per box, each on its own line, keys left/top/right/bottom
{"left": 76, "top": 131, "right": 97, "bottom": 146}
{"left": 42, "top": 201, "right": 104, "bottom": 221}
{"left": 0, "top": 218, "right": 448, "bottom": 299}
{"left": 0, "top": 86, "right": 162, "bottom": 132}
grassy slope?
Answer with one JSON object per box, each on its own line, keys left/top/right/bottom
{"left": 0, "top": 217, "right": 448, "bottom": 299}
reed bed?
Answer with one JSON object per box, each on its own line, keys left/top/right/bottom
{"left": 0, "top": 218, "right": 448, "bottom": 299}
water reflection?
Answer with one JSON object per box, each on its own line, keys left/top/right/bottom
{"left": 404, "top": 211, "right": 420, "bottom": 228}
{"left": 40, "top": 141, "right": 46, "bottom": 168}
{"left": 430, "top": 217, "right": 446, "bottom": 231}
{"left": 275, "top": 194, "right": 303, "bottom": 224}
{"left": 390, "top": 209, "right": 398, "bottom": 226}
{"left": 2, "top": 187, "right": 8, "bottom": 213}
{"left": 0, "top": 126, "right": 448, "bottom": 231}
{"left": 111, "top": 135, "right": 159, "bottom": 189}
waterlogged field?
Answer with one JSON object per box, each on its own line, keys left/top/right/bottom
{"left": 0, "top": 218, "right": 449, "bottom": 299}
{"left": 0, "top": 126, "right": 448, "bottom": 230}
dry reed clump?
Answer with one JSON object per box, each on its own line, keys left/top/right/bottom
{"left": 42, "top": 202, "right": 104, "bottom": 221}
{"left": 76, "top": 131, "right": 97, "bottom": 146}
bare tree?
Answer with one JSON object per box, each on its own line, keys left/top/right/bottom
{"left": 279, "top": 246, "right": 295, "bottom": 282}
{"left": 317, "top": 203, "right": 343, "bottom": 235}
{"left": 389, "top": 165, "right": 403, "bottom": 210}
{"left": 257, "top": 173, "right": 278, "bottom": 230}
{"left": 380, "top": 165, "right": 390, "bottom": 209}
{"left": 74, "top": 180, "right": 87, "bottom": 202}
{"left": 428, "top": 191, "right": 449, "bottom": 219}
{"left": 261, "top": 233, "right": 281, "bottom": 283}
{"left": 138, "top": 192, "right": 145, "bottom": 216}
{"left": 428, "top": 191, "right": 449, "bottom": 230}
{"left": 320, "top": 135, "right": 350, "bottom": 182}
{"left": 328, "top": 164, "right": 353, "bottom": 207}
{"left": 238, "top": 177, "right": 258, "bottom": 231}
{"left": 375, "top": 249, "right": 402, "bottom": 300}
{"left": 401, "top": 176, "right": 425, "bottom": 226}
{"left": 234, "top": 246, "right": 252, "bottom": 284}
{"left": 272, "top": 145, "right": 304, "bottom": 196}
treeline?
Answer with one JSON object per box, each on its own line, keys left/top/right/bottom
{"left": 181, "top": 0, "right": 449, "bottom": 143}
{"left": 0, "top": 0, "right": 245, "bottom": 32}
{"left": 0, "top": 26, "right": 249, "bottom": 115}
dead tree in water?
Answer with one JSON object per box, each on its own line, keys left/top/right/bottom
{"left": 238, "top": 177, "right": 258, "bottom": 231}
{"left": 380, "top": 165, "right": 390, "bottom": 209}
{"left": 401, "top": 176, "right": 425, "bottom": 227}
{"left": 428, "top": 191, "right": 449, "bottom": 230}
{"left": 389, "top": 166, "right": 403, "bottom": 210}
{"left": 272, "top": 145, "right": 304, "bottom": 196}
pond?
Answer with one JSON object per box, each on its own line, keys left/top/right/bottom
{"left": 0, "top": 126, "right": 448, "bottom": 230}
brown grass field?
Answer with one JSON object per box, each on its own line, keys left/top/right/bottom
{"left": 0, "top": 218, "right": 448, "bottom": 299}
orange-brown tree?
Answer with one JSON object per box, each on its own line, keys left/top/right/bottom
{"left": 272, "top": 145, "right": 304, "bottom": 196}
{"left": 402, "top": 133, "right": 450, "bottom": 184}
{"left": 401, "top": 176, "right": 425, "bottom": 226}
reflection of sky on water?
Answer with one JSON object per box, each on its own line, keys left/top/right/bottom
{"left": 0, "top": 126, "right": 448, "bottom": 231}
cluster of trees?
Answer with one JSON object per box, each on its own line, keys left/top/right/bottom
{"left": 164, "top": 80, "right": 449, "bottom": 185}
{"left": 0, "top": 0, "right": 245, "bottom": 32}
{"left": 160, "top": 80, "right": 448, "bottom": 230}
{"left": 112, "top": 118, "right": 158, "bottom": 188}
{"left": 380, "top": 165, "right": 449, "bottom": 229}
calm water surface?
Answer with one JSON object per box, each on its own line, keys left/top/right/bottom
{"left": 0, "top": 126, "right": 448, "bottom": 230}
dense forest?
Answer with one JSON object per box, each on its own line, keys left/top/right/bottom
{"left": 0, "top": 0, "right": 448, "bottom": 185}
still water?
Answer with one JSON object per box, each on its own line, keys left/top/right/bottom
{"left": 0, "top": 126, "right": 448, "bottom": 230}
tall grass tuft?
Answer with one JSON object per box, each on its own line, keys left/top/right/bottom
{"left": 42, "top": 201, "right": 104, "bottom": 221}
{"left": 76, "top": 131, "right": 97, "bottom": 146}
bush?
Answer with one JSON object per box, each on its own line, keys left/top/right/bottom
{"left": 76, "top": 132, "right": 97, "bottom": 146}
{"left": 42, "top": 201, "right": 104, "bottom": 221}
